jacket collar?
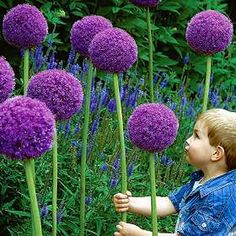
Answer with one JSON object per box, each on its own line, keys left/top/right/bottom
{"left": 187, "top": 169, "right": 236, "bottom": 199}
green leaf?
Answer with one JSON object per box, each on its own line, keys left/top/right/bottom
{"left": 5, "top": 209, "right": 31, "bottom": 218}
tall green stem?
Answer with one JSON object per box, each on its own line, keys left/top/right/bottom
{"left": 52, "top": 129, "right": 58, "bottom": 236}
{"left": 79, "top": 60, "right": 93, "bottom": 236}
{"left": 24, "top": 159, "right": 42, "bottom": 236}
{"left": 113, "top": 73, "right": 127, "bottom": 222}
{"left": 146, "top": 7, "right": 154, "bottom": 103}
{"left": 23, "top": 49, "right": 29, "bottom": 95}
{"left": 149, "top": 153, "right": 158, "bottom": 236}
{"left": 24, "top": 48, "right": 36, "bottom": 236}
{"left": 147, "top": 7, "right": 158, "bottom": 235}
{"left": 202, "top": 56, "right": 212, "bottom": 112}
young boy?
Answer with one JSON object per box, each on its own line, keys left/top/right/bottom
{"left": 112, "top": 108, "right": 236, "bottom": 236}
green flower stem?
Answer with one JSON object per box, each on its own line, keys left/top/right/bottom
{"left": 79, "top": 60, "right": 93, "bottom": 236}
{"left": 24, "top": 48, "right": 36, "bottom": 236}
{"left": 113, "top": 73, "right": 127, "bottom": 222}
{"left": 202, "top": 56, "right": 212, "bottom": 112}
{"left": 147, "top": 7, "right": 157, "bottom": 235}
{"left": 23, "top": 49, "right": 29, "bottom": 95}
{"left": 24, "top": 159, "right": 42, "bottom": 236}
{"left": 52, "top": 129, "right": 58, "bottom": 236}
{"left": 146, "top": 7, "right": 154, "bottom": 103}
{"left": 149, "top": 153, "right": 158, "bottom": 236}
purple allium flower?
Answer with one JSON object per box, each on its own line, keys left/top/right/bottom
{"left": 89, "top": 27, "right": 138, "bottom": 73}
{"left": 127, "top": 103, "right": 179, "bottom": 152}
{"left": 129, "top": 0, "right": 160, "bottom": 8}
{"left": 70, "top": 15, "right": 112, "bottom": 57}
{"left": 0, "top": 96, "right": 55, "bottom": 160}
{"left": 0, "top": 57, "right": 15, "bottom": 103}
{"left": 27, "top": 69, "right": 84, "bottom": 120}
{"left": 2, "top": 4, "right": 48, "bottom": 48}
{"left": 186, "top": 10, "right": 233, "bottom": 55}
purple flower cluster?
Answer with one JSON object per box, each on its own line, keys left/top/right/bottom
{"left": 2, "top": 4, "right": 48, "bottom": 48}
{"left": 127, "top": 103, "right": 179, "bottom": 152}
{"left": 70, "top": 15, "right": 112, "bottom": 57}
{"left": 89, "top": 27, "right": 138, "bottom": 73}
{"left": 0, "top": 96, "right": 55, "bottom": 160}
{"left": 27, "top": 69, "right": 84, "bottom": 120}
{"left": 186, "top": 10, "right": 233, "bottom": 55}
{"left": 0, "top": 56, "right": 15, "bottom": 103}
{"left": 129, "top": 0, "right": 160, "bottom": 8}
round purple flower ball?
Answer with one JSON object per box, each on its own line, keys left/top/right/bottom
{"left": 127, "top": 103, "right": 179, "bottom": 152}
{"left": 0, "top": 96, "right": 55, "bottom": 160}
{"left": 0, "top": 56, "right": 15, "bottom": 103}
{"left": 89, "top": 27, "right": 138, "bottom": 73}
{"left": 70, "top": 15, "right": 113, "bottom": 57}
{"left": 2, "top": 4, "right": 48, "bottom": 48}
{"left": 27, "top": 69, "right": 84, "bottom": 120}
{"left": 186, "top": 10, "right": 233, "bottom": 55}
{"left": 129, "top": 0, "right": 160, "bottom": 8}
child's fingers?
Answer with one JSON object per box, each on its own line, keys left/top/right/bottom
{"left": 114, "top": 203, "right": 129, "bottom": 211}
{"left": 115, "top": 206, "right": 129, "bottom": 212}
{"left": 114, "top": 198, "right": 129, "bottom": 204}
{"left": 114, "top": 232, "right": 122, "bottom": 236}
{"left": 126, "top": 191, "right": 132, "bottom": 197}
{"left": 119, "top": 221, "right": 125, "bottom": 226}
{"left": 116, "top": 224, "right": 123, "bottom": 231}
{"left": 113, "top": 193, "right": 128, "bottom": 200}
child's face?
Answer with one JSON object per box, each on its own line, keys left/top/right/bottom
{"left": 185, "top": 120, "right": 216, "bottom": 168}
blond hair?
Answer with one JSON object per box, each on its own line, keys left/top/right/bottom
{"left": 197, "top": 108, "right": 236, "bottom": 170}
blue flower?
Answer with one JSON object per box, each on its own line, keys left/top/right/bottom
{"left": 113, "top": 155, "right": 120, "bottom": 172}
{"left": 85, "top": 195, "right": 92, "bottom": 206}
{"left": 100, "top": 87, "right": 109, "bottom": 106}
{"left": 47, "top": 51, "right": 57, "bottom": 69}
{"left": 101, "top": 163, "right": 108, "bottom": 171}
{"left": 160, "top": 155, "right": 175, "bottom": 167}
{"left": 40, "top": 204, "right": 49, "bottom": 219}
{"left": 197, "top": 84, "right": 203, "bottom": 99}
{"left": 209, "top": 89, "right": 219, "bottom": 107}
{"left": 110, "top": 178, "right": 119, "bottom": 188}
{"left": 68, "top": 48, "right": 76, "bottom": 66}
{"left": 127, "top": 161, "right": 135, "bottom": 177}
{"left": 57, "top": 209, "right": 63, "bottom": 224}
{"left": 182, "top": 53, "right": 190, "bottom": 65}
{"left": 91, "top": 116, "right": 100, "bottom": 135}
{"left": 107, "top": 99, "right": 116, "bottom": 113}
{"left": 160, "top": 78, "right": 168, "bottom": 89}
{"left": 73, "top": 125, "right": 80, "bottom": 135}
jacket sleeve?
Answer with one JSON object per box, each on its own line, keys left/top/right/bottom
{"left": 167, "top": 181, "right": 192, "bottom": 212}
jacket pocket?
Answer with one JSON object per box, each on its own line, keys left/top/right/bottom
{"left": 190, "top": 211, "right": 220, "bottom": 233}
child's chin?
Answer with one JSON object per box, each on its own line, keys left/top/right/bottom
{"left": 185, "top": 154, "right": 193, "bottom": 165}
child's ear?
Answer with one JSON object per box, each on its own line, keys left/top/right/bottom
{"left": 211, "top": 146, "right": 225, "bottom": 161}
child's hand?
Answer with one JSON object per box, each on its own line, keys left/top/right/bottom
{"left": 114, "top": 221, "right": 145, "bottom": 236}
{"left": 112, "top": 191, "right": 132, "bottom": 213}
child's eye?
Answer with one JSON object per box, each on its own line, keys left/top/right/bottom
{"left": 194, "top": 133, "right": 199, "bottom": 138}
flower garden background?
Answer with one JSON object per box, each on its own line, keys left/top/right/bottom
{"left": 0, "top": 0, "right": 235, "bottom": 235}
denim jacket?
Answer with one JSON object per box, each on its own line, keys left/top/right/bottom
{"left": 168, "top": 169, "right": 236, "bottom": 235}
